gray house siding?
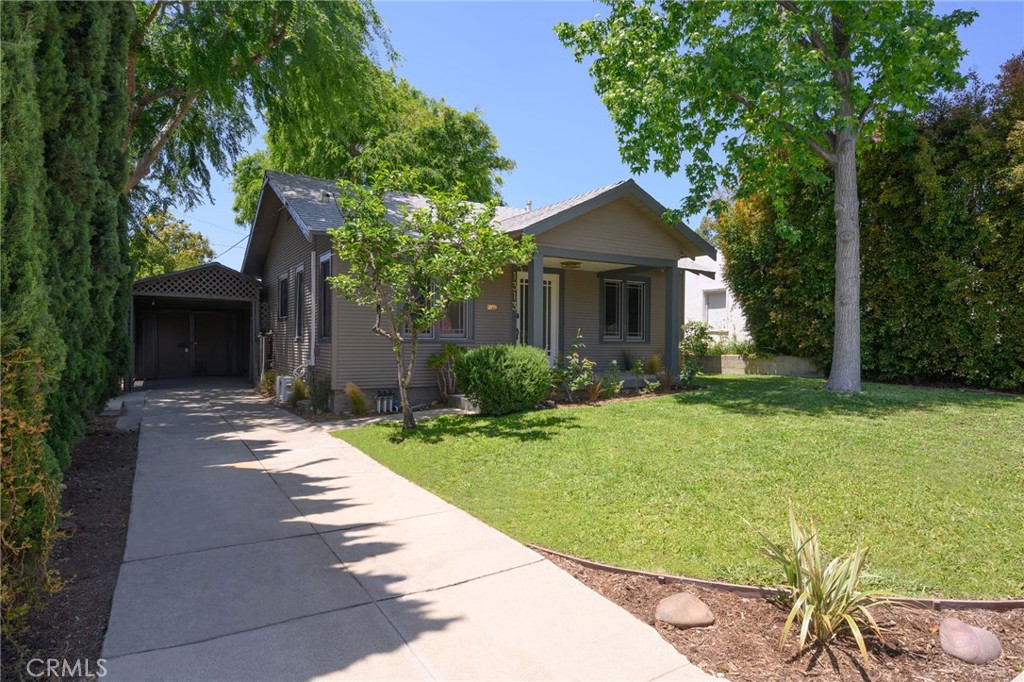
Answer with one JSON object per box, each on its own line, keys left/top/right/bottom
{"left": 535, "top": 197, "right": 683, "bottom": 261}
{"left": 264, "top": 213, "right": 314, "bottom": 378}
{"left": 329, "top": 267, "right": 514, "bottom": 407}
{"left": 561, "top": 268, "right": 677, "bottom": 370}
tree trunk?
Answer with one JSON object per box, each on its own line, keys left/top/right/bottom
{"left": 393, "top": 345, "right": 417, "bottom": 430}
{"left": 825, "top": 129, "right": 862, "bottom": 393}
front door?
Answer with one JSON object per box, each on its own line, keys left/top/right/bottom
{"left": 515, "top": 273, "right": 559, "bottom": 363}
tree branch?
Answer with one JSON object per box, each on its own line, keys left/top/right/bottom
{"left": 728, "top": 92, "right": 837, "bottom": 165}
{"left": 775, "top": 0, "right": 831, "bottom": 57}
{"left": 122, "top": 90, "right": 200, "bottom": 194}
{"left": 124, "top": 1, "right": 169, "bottom": 152}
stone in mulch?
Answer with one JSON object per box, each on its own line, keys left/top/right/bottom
{"left": 940, "top": 617, "right": 1003, "bottom": 664}
{"left": 655, "top": 592, "right": 716, "bottom": 629}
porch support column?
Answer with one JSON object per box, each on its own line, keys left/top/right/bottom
{"left": 665, "top": 265, "right": 681, "bottom": 379}
{"left": 528, "top": 249, "right": 545, "bottom": 349}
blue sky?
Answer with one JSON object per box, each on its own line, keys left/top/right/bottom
{"left": 183, "top": 1, "right": 1024, "bottom": 270}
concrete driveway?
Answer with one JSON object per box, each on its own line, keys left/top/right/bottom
{"left": 103, "top": 379, "right": 715, "bottom": 681}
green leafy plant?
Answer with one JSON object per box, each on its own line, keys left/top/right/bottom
{"left": 345, "top": 382, "right": 371, "bottom": 416}
{"left": 453, "top": 344, "right": 550, "bottom": 416}
{"left": 630, "top": 359, "right": 648, "bottom": 394}
{"left": 259, "top": 370, "right": 277, "bottom": 397}
{"left": 753, "top": 508, "right": 884, "bottom": 665}
{"left": 310, "top": 376, "right": 331, "bottom": 413}
{"left": 428, "top": 343, "right": 467, "bottom": 399}
{"left": 708, "top": 336, "right": 758, "bottom": 357}
{"left": 601, "top": 360, "right": 625, "bottom": 399}
{"left": 679, "top": 321, "right": 713, "bottom": 386}
{"left": 557, "top": 330, "right": 596, "bottom": 403}
{"left": 288, "top": 377, "right": 309, "bottom": 408}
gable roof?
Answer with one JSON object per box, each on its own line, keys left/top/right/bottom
{"left": 133, "top": 262, "right": 261, "bottom": 301}
{"left": 242, "top": 171, "right": 715, "bottom": 275}
{"left": 497, "top": 179, "right": 716, "bottom": 259}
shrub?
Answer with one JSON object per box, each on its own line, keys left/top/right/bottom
{"left": 708, "top": 336, "right": 757, "bottom": 356}
{"left": 679, "top": 321, "right": 713, "bottom": 386}
{"left": 753, "top": 508, "right": 884, "bottom": 665}
{"left": 345, "top": 382, "right": 371, "bottom": 416}
{"left": 310, "top": 376, "right": 331, "bottom": 413}
{"left": 453, "top": 344, "right": 551, "bottom": 415}
{"left": 584, "top": 378, "right": 604, "bottom": 402}
{"left": 427, "top": 343, "right": 466, "bottom": 398}
{"left": 602, "top": 361, "right": 624, "bottom": 399}
{"left": 288, "top": 377, "right": 309, "bottom": 408}
{"left": 259, "top": 370, "right": 276, "bottom": 397}
{"left": 644, "top": 353, "right": 664, "bottom": 375}
{"left": 1, "top": 352, "right": 62, "bottom": 634}
{"left": 556, "top": 330, "right": 596, "bottom": 403}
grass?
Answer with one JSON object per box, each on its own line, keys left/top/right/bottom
{"left": 334, "top": 375, "right": 1024, "bottom": 599}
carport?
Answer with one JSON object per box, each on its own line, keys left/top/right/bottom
{"left": 131, "top": 263, "right": 261, "bottom": 383}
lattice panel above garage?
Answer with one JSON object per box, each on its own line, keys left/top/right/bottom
{"left": 133, "top": 263, "right": 260, "bottom": 301}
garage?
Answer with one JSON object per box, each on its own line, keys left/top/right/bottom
{"left": 131, "top": 263, "right": 261, "bottom": 382}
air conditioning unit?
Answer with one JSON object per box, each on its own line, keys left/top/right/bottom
{"left": 275, "top": 376, "right": 294, "bottom": 404}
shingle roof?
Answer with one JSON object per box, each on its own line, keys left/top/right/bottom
{"left": 495, "top": 180, "right": 629, "bottom": 233}
{"left": 265, "top": 171, "right": 529, "bottom": 235}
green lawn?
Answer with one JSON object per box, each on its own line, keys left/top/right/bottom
{"left": 335, "top": 376, "right": 1024, "bottom": 599}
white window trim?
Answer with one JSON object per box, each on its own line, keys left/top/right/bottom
{"left": 703, "top": 288, "right": 728, "bottom": 328}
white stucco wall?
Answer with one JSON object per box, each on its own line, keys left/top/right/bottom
{"left": 682, "top": 253, "right": 749, "bottom": 341}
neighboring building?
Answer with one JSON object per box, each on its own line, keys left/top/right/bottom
{"left": 682, "top": 254, "right": 749, "bottom": 342}
{"left": 131, "top": 171, "right": 719, "bottom": 409}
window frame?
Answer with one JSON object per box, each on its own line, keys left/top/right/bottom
{"left": 703, "top": 288, "right": 728, "bottom": 329}
{"left": 318, "top": 252, "right": 332, "bottom": 340}
{"left": 598, "top": 275, "right": 650, "bottom": 344}
{"left": 277, "top": 274, "right": 288, "bottom": 320}
{"left": 438, "top": 299, "right": 470, "bottom": 340}
{"left": 294, "top": 266, "right": 305, "bottom": 340}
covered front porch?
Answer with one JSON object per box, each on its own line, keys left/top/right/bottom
{"left": 515, "top": 248, "right": 691, "bottom": 376}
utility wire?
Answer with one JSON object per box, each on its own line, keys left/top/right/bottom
{"left": 214, "top": 232, "right": 249, "bottom": 259}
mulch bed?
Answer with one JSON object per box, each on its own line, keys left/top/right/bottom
{"left": 1, "top": 414, "right": 139, "bottom": 682}
{"left": 542, "top": 550, "right": 1024, "bottom": 682}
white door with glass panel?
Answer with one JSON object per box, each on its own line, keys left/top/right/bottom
{"left": 515, "top": 273, "right": 559, "bottom": 363}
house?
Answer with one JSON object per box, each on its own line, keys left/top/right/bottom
{"left": 218, "top": 171, "right": 716, "bottom": 409}
{"left": 682, "top": 254, "right": 749, "bottom": 342}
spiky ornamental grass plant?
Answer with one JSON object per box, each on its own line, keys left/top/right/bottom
{"left": 754, "top": 508, "right": 885, "bottom": 666}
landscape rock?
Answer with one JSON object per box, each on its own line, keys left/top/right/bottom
{"left": 655, "top": 592, "right": 715, "bottom": 629}
{"left": 939, "top": 617, "right": 1002, "bottom": 664}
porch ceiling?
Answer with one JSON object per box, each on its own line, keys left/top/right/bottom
{"left": 541, "top": 256, "right": 641, "bottom": 272}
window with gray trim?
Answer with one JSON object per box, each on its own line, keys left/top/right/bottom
{"left": 602, "top": 278, "right": 648, "bottom": 342}
{"left": 318, "top": 253, "right": 332, "bottom": 339}
{"left": 278, "top": 275, "right": 288, "bottom": 319}
{"left": 295, "top": 266, "right": 305, "bottom": 338}
{"left": 439, "top": 300, "right": 468, "bottom": 339}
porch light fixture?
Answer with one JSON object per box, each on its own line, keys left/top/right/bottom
{"left": 560, "top": 261, "right": 582, "bottom": 269}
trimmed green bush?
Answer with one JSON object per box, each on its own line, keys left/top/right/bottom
{"left": 453, "top": 344, "right": 550, "bottom": 415}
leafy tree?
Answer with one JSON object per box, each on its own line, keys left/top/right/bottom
{"left": 130, "top": 212, "right": 215, "bottom": 278}
{"left": 557, "top": 1, "right": 974, "bottom": 392}
{"left": 231, "top": 75, "right": 514, "bottom": 226}
{"left": 123, "top": 0, "right": 387, "bottom": 210}
{"left": 329, "top": 169, "right": 535, "bottom": 430}
{"left": 717, "top": 54, "right": 1024, "bottom": 390}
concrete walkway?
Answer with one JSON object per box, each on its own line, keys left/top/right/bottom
{"left": 103, "top": 379, "right": 716, "bottom": 681}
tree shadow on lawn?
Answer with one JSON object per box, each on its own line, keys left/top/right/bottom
{"left": 386, "top": 411, "right": 583, "bottom": 445}
{"left": 675, "top": 375, "right": 1022, "bottom": 419}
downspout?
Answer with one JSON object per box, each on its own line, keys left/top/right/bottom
{"left": 309, "top": 248, "right": 317, "bottom": 374}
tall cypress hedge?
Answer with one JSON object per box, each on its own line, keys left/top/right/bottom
{"left": 718, "top": 53, "right": 1024, "bottom": 391}
{"left": 1, "top": 1, "right": 132, "bottom": 632}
